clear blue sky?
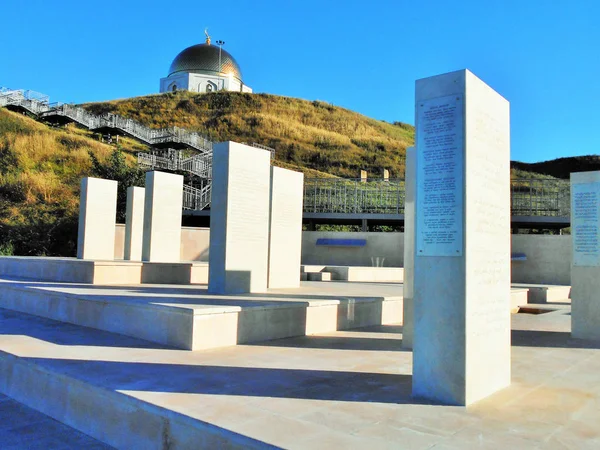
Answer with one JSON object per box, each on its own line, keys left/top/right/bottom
{"left": 1, "top": 0, "right": 598, "bottom": 163}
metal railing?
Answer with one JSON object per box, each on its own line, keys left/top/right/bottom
{"left": 183, "top": 183, "right": 211, "bottom": 210}
{"left": 138, "top": 150, "right": 212, "bottom": 179}
{"left": 303, "top": 177, "right": 571, "bottom": 217}
{"left": 304, "top": 178, "right": 406, "bottom": 215}
{"left": 510, "top": 178, "right": 570, "bottom": 217}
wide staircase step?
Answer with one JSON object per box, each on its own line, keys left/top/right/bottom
{"left": 0, "top": 278, "right": 401, "bottom": 351}
{"left": 0, "top": 308, "right": 271, "bottom": 449}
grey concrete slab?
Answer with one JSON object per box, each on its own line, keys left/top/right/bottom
{"left": 0, "top": 304, "right": 599, "bottom": 448}
{"left": 0, "top": 393, "right": 114, "bottom": 449}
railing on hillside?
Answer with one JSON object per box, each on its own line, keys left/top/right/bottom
{"left": 183, "top": 183, "right": 211, "bottom": 210}
{"left": 510, "top": 178, "right": 570, "bottom": 217}
{"left": 303, "top": 177, "right": 571, "bottom": 217}
{"left": 303, "top": 178, "right": 406, "bottom": 215}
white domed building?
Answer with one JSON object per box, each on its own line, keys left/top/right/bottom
{"left": 159, "top": 32, "right": 252, "bottom": 94}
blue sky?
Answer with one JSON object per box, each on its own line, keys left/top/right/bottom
{"left": 1, "top": 0, "right": 598, "bottom": 163}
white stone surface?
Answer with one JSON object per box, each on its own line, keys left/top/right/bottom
{"left": 570, "top": 170, "right": 600, "bottom": 340}
{"left": 208, "top": 142, "right": 271, "bottom": 294}
{"left": 268, "top": 166, "right": 304, "bottom": 288}
{"left": 77, "top": 177, "right": 118, "bottom": 260}
{"left": 413, "top": 70, "right": 511, "bottom": 406}
{"left": 124, "top": 187, "right": 145, "bottom": 261}
{"left": 402, "top": 146, "right": 415, "bottom": 350}
{"left": 142, "top": 171, "right": 183, "bottom": 263}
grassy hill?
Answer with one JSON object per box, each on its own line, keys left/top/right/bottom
{"left": 84, "top": 91, "right": 414, "bottom": 179}
{"left": 0, "top": 89, "right": 590, "bottom": 255}
{"left": 0, "top": 108, "right": 143, "bottom": 256}
{"left": 512, "top": 156, "right": 600, "bottom": 180}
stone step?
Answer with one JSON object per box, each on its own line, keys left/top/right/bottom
{"left": 0, "top": 308, "right": 270, "bottom": 449}
{"left": 0, "top": 278, "right": 402, "bottom": 351}
{"left": 301, "top": 265, "right": 404, "bottom": 282}
{"left": 512, "top": 284, "right": 571, "bottom": 304}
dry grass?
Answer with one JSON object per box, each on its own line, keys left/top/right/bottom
{"left": 84, "top": 91, "right": 413, "bottom": 178}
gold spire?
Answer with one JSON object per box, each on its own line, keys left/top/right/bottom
{"left": 204, "top": 28, "right": 211, "bottom": 45}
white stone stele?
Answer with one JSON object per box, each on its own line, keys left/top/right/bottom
{"left": 412, "top": 70, "right": 511, "bottom": 406}
{"left": 142, "top": 171, "right": 183, "bottom": 263}
{"left": 268, "top": 166, "right": 304, "bottom": 289}
{"left": 402, "top": 146, "right": 415, "bottom": 350}
{"left": 208, "top": 142, "right": 272, "bottom": 294}
{"left": 77, "top": 177, "right": 118, "bottom": 260}
{"left": 124, "top": 187, "right": 145, "bottom": 261}
{"left": 570, "top": 170, "right": 600, "bottom": 340}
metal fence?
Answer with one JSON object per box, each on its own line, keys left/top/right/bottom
{"left": 303, "top": 178, "right": 406, "bottom": 214}
{"left": 303, "top": 177, "right": 571, "bottom": 217}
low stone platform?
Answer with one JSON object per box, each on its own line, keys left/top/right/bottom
{"left": 513, "top": 283, "right": 572, "bottom": 304}
{"left": 1, "top": 303, "right": 599, "bottom": 449}
{"left": 301, "top": 265, "right": 404, "bottom": 282}
{"left": 0, "top": 256, "right": 208, "bottom": 285}
{"left": 0, "top": 278, "right": 402, "bottom": 350}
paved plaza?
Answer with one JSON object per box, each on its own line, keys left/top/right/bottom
{"left": 0, "top": 287, "right": 597, "bottom": 449}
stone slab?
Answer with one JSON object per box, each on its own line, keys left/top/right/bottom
{"left": 300, "top": 265, "right": 403, "bottom": 282}
{"left": 0, "top": 278, "right": 402, "bottom": 350}
{"left": 141, "top": 262, "right": 209, "bottom": 285}
{"left": 413, "top": 70, "right": 511, "bottom": 406}
{"left": 124, "top": 186, "right": 145, "bottom": 261}
{"left": 0, "top": 302, "right": 596, "bottom": 449}
{"left": 268, "top": 166, "right": 304, "bottom": 289}
{"left": 142, "top": 171, "right": 184, "bottom": 263}
{"left": 77, "top": 177, "right": 118, "bottom": 260}
{"left": 209, "top": 142, "right": 271, "bottom": 294}
{"left": 0, "top": 257, "right": 142, "bottom": 285}
{"left": 512, "top": 283, "right": 571, "bottom": 304}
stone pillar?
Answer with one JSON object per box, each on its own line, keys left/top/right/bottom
{"left": 360, "top": 170, "right": 368, "bottom": 183}
{"left": 412, "top": 70, "right": 511, "bottom": 406}
{"left": 124, "top": 187, "right": 145, "bottom": 261}
{"left": 77, "top": 177, "right": 118, "bottom": 260}
{"left": 570, "top": 171, "right": 600, "bottom": 340}
{"left": 209, "top": 142, "right": 271, "bottom": 294}
{"left": 142, "top": 171, "right": 183, "bottom": 263}
{"left": 268, "top": 166, "right": 304, "bottom": 288}
{"left": 402, "top": 147, "right": 415, "bottom": 350}
{"left": 383, "top": 169, "right": 390, "bottom": 181}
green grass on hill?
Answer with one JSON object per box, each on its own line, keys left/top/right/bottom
{"left": 84, "top": 91, "right": 414, "bottom": 179}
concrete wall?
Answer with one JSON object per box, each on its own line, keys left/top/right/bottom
{"left": 115, "top": 224, "right": 210, "bottom": 262}
{"left": 114, "top": 225, "right": 572, "bottom": 284}
{"left": 301, "top": 231, "right": 404, "bottom": 267}
{"left": 511, "top": 234, "right": 571, "bottom": 285}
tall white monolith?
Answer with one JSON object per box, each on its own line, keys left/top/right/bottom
{"left": 412, "top": 70, "right": 511, "bottom": 406}
{"left": 77, "top": 177, "right": 118, "bottom": 260}
{"left": 208, "top": 142, "right": 272, "bottom": 294}
{"left": 142, "top": 171, "right": 183, "bottom": 263}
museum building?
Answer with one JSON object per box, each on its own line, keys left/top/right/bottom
{"left": 159, "top": 32, "right": 252, "bottom": 94}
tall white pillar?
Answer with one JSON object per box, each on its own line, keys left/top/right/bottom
{"left": 77, "top": 177, "right": 118, "bottom": 260}
{"left": 402, "top": 147, "right": 415, "bottom": 349}
{"left": 208, "top": 142, "right": 272, "bottom": 294}
{"left": 124, "top": 187, "right": 145, "bottom": 261}
{"left": 412, "top": 70, "right": 511, "bottom": 406}
{"left": 268, "top": 166, "right": 304, "bottom": 289}
{"left": 142, "top": 171, "right": 183, "bottom": 263}
{"left": 570, "top": 171, "right": 600, "bottom": 340}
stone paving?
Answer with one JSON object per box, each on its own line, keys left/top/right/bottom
{"left": 0, "top": 393, "right": 113, "bottom": 449}
{"left": 0, "top": 301, "right": 599, "bottom": 448}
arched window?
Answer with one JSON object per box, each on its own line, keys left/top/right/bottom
{"left": 206, "top": 84, "right": 214, "bottom": 93}
{"left": 172, "top": 84, "right": 177, "bottom": 92}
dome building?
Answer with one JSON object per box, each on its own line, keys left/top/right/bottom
{"left": 159, "top": 31, "right": 252, "bottom": 94}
